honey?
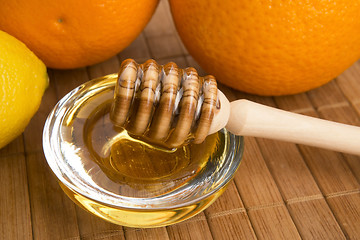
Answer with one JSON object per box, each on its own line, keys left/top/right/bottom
{"left": 43, "top": 74, "right": 243, "bottom": 228}
{"left": 82, "top": 100, "right": 224, "bottom": 198}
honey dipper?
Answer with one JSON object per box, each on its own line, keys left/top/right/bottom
{"left": 110, "top": 59, "right": 360, "bottom": 155}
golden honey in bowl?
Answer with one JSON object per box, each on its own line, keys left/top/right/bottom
{"left": 43, "top": 74, "right": 243, "bottom": 228}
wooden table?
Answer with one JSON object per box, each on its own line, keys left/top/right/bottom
{"left": 1, "top": 1, "right": 359, "bottom": 239}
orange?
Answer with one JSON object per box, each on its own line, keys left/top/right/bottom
{"left": 169, "top": 0, "right": 360, "bottom": 95}
{"left": 0, "top": 0, "right": 159, "bottom": 69}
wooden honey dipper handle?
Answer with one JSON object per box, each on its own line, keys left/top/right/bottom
{"left": 111, "top": 59, "right": 360, "bottom": 154}
{"left": 216, "top": 99, "right": 360, "bottom": 155}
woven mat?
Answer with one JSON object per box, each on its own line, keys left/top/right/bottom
{"left": 1, "top": 1, "right": 359, "bottom": 239}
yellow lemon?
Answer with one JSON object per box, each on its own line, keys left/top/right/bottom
{"left": 0, "top": 30, "right": 48, "bottom": 149}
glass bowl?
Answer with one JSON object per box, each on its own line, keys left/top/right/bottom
{"left": 43, "top": 74, "right": 244, "bottom": 228}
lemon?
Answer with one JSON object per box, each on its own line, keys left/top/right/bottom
{"left": 0, "top": 30, "right": 48, "bottom": 149}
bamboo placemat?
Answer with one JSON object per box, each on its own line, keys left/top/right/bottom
{"left": 1, "top": 1, "right": 359, "bottom": 239}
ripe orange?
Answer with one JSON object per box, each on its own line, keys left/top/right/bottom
{"left": 0, "top": 0, "right": 159, "bottom": 69}
{"left": 169, "top": 0, "right": 360, "bottom": 95}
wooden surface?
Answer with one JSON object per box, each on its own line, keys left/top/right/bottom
{"left": 1, "top": 1, "right": 359, "bottom": 239}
